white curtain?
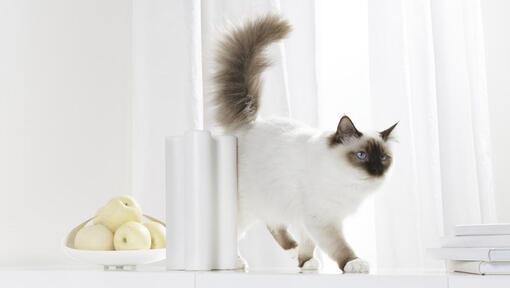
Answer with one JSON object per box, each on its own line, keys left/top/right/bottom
{"left": 132, "top": 0, "right": 496, "bottom": 271}
{"left": 369, "top": 0, "right": 496, "bottom": 271}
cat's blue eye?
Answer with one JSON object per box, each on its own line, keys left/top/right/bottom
{"left": 356, "top": 151, "right": 367, "bottom": 160}
{"left": 380, "top": 154, "right": 388, "bottom": 161}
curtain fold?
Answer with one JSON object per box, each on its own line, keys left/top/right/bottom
{"left": 431, "top": 0, "right": 496, "bottom": 224}
{"left": 368, "top": 0, "right": 445, "bottom": 270}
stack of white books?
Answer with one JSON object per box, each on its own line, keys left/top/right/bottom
{"left": 428, "top": 224, "right": 510, "bottom": 275}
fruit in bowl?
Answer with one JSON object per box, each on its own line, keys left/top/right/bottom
{"left": 74, "top": 224, "right": 114, "bottom": 250}
{"left": 94, "top": 195, "right": 143, "bottom": 231}
{"left": 113, "top": 221, "right": 151, "bottom": 250}
{"left": 144, "top": 222, "right": 166, "bottom": 249}
{"left": 70, "top": 195, "right": 166, "bottom": 251}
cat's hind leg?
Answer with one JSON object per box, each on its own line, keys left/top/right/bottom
{"left": 237, "top": 214, "right": 256, "bottom": 270}
{"left": 266, "top": 225, "right": 298, "bottom": 250}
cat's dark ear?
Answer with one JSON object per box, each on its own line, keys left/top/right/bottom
{"left": 380, "top": 122, "right": 398, "bottom": 141}
{"left": 332, "top": 115, "right": 362, "bottom": 144}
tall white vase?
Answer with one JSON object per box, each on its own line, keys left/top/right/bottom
{"left": 166, "top": 130, "right": 238, "bottom": 270}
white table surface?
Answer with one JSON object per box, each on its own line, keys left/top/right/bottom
{"left": 1, "top": 266, "right": 509, "bottom": 288}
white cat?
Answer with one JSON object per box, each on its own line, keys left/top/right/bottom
{"left": 213, "top": 14, "right": 397, "bottom": 273}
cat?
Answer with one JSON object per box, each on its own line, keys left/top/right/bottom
{"left": 213, "top": 14, "right": 397, "bottom": 273}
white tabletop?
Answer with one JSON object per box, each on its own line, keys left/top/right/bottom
{"left": 1, "top": 266, "right": 509, "bottom": 288}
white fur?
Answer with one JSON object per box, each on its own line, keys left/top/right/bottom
{"left": 301, "top": 257, "right": 321, "bottom": 271}
{"left": 344, "top": 258, "right": 370, "bottom": 273}
{"left": 232, "top": 116, "right": 392, "bottom": 270}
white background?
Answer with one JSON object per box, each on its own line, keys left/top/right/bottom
{"left": 1, "top": 0, "right": 509, "bottom": 267}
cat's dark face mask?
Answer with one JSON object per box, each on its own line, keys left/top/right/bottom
{"left": 347, "top": 139, "right": 392, "bottom": 177}
{"left": 329, "top": 116, "right": 397, "bottom": 177}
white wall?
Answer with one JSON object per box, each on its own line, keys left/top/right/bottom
{"left": 0, "top": 0, "right": 132, "bottom": 265}
{"left": 481, "top": 0, "right": 510, "bottom": 222}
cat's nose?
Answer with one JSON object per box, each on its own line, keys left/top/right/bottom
{"left": 369, "top": 166, "right": 384, "bottom": 176}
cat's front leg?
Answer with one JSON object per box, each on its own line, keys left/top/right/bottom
{"left": 305, "top": 220, "right": 369, "bottom": 273}
{"left": 343, "top": 258, "right": 369, "bottom": 273}
{"left": 297, "top": 235, "right": 319, "bottom": 270}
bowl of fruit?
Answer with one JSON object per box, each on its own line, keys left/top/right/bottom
{"left": 63, "top": 195, "right": 166, "bottom": 269}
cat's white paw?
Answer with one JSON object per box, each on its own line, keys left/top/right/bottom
{"left": 301, "top": 257, "right": 320, "bottom": 271}
{"left": 343, "top": 258, "right": 369, "bottom": 273}
{"left": 236, "top": 256, "right": 247, "bottom": 271}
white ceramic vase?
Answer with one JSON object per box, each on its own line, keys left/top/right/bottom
{"left": 166, "top": 130, "right": 238, "bottom": 270}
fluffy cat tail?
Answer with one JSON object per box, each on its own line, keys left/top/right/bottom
{"left": 214, "top": 14, "right": 291, "bottom": 129}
